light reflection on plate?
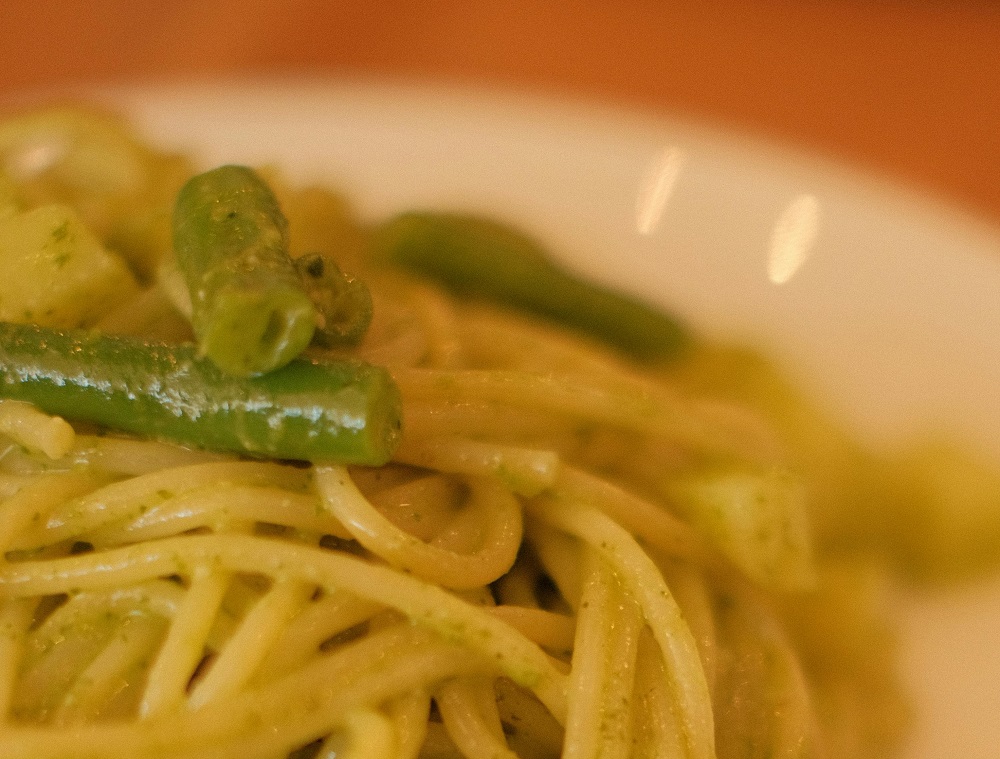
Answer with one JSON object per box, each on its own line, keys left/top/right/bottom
{"left": 97, "top": 78, "right": 1000, "bottom": 759}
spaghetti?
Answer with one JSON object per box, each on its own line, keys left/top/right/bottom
{"left": 0, "top": 105, "right": 948, "bottom": 759}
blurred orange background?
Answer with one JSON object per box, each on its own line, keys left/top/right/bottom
{"left": 2, "top": 0, "right": 998, "bottom": 222}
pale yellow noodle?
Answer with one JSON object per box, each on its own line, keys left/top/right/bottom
{"left": 656, "top": 558, "right": 719, "bottom": 697}
{"left": 393, "top": 436, "right": 560, "bottom": 498}
{"left": 420, "top": 721, "right": 469, "bottom": 759}
{"left": 315, "top": 467, "right": 523, "bottom": 590}
{"left": 714, "top": 590, "right": 820, "bottom": 757}
{"left": 527, "top": 520, "right": 585, "bottom": 610}
{"left": 0, "top": 472, "right": 107, "bottom": 553}
{"left": 15, "top": 584, "right": 181, "bottom": 722}
{"left": 0, "top": 436, "right": 231, "bottom": 479}
{"left": 140, "top": 567, "right": 231, "bottom": 717}
{"left": 316, "top": 708, "right": 399, "bottom": 759}
{"left": 365, "top": 474, "right": 463, "bottom": 542}
{"left": 393, "top": 368, "right": 723, "bottom": 455}
{"left": 85, "top": 485, "right": 350, "bottom": 548}
{"left": 487, "top": 606, "right": 576, "bottom": 653}
{"left": 0, "top": 598, "right": 33, "bottom": 720}
{"left": 455, "top": 306, "right": 656, "bottom": 380}
{"left": 554, "top": 465, "right": 705, "bottom": 561}
{"left": 0, "top": 533, "right": 570, "bottom": 723}
{"left": 561, "top": 552, "right": 643, "bottom": 759}
{"left": 494, "top": 677, "right": 566, "bottom": 759}
{"left": 64, "top": 436, "right": 233, "bottom": 476}
{"left": 407, "top": 281, "right": 465, "bottom": 368}
{"left": 0, "top": 474, "right": 41, "bottom": 501}
{"left": 252, "top": 590, "right": 385, "bottom": 684}
{"left": 0, "top": 401, "right": 75, "bottom": 460}
{"left": 436, "top": 677, "right": 517, "bottom": 759}
{"left": 384, "top": 692, "right": 432, "bottom": 759}
{"left": 51, "top": 612, "right": 166, "bottom": 724}
{"left": 455, "top": 311, "right": 787, "bottom": 465}
{"left": 187, "top": 577, "right": 314, "bottom": 710}
{"left": 19, "top": 583, "right": 184, "bottom": 685}
{"left": 0, "top": 625, "right": 494, "bottom": 759}
{"left": 432, "top": 503, "right": 513, "bottom": 560}
{"left": 400, "top": 400, "right": 579, "bottom": 444}
{"left": 44, "top": 582, "right": 186, "bottom": 627}
{"left": 211, "top": 574, "right": 260, "bottom": 626}
{"left": 13, "top": 462, "right": 310, "bottom": 550}
{"left": 491, "top": 550, "right": 544, "bottom": 608}
{"left": 631, "top": 630, "right": 685, "bottom": 759}
{"left": 528, "top": 498, "right": 714, "bottom": 759}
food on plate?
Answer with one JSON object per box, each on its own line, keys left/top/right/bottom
{"left": 0, "top": 320, "right": 401, "bottom": 465}
{"left": 370, "top": 211, "right": 690, "bottom": 362}
{"left": 173, "top": 164, "right": 319, "bottom": 377}
{"left": 0, "top": 105, "right": 996, "bottom": 759}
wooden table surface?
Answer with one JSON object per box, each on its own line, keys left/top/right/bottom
{"left": 2, "top": 0, "right": 998, "bottom": 223}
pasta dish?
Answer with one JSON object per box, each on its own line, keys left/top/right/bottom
{"left": 0, "top": 105, "right": 993, "bottom": 759}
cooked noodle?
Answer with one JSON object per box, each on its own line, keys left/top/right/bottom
{"left": 0, "top": 107, "right": 932, "bottom": 759}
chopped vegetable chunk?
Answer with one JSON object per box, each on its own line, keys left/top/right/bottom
{"left": 0, "top": 203, "right": 138, "bottom": 327}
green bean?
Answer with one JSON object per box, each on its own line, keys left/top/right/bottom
{"left": 0, "top": 322, "right": 402, "bottom": 465}
{"left": 294, "top": 253, "right": 373, "bottom": 347}
{"left": 173, "top": 165, "right": 317, "bottom": 376}
{"left": 371, "top": 211, "right": 690, "bottom": 362}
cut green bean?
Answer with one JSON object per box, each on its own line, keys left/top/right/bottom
{"left": 371, "top": 211, "right": 690, "bottom": 362}
{"left": 294, "top": 252, "right": 373, "bottom": 347}
{"left": 173, "top": 165, "right": 317, "bottom": 376}
{"left": 0, "top": 322, "right": 402, "bottom": 465}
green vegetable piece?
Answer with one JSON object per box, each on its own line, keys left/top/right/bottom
{"left": 173, "top": 165, "right": 317, "bottom": 376}
{"left": 295, "top": 253, "right": 373, "bottom": 347}
{"left": 0, "top": 322, "right": 402, "bottom": 465}
{"left": 372, "top": 211, "right": 690, "bottom": 362}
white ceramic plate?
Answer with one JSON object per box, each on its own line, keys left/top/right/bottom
{"left": 92, "top": 78, "right": 1000, "bottom": 758}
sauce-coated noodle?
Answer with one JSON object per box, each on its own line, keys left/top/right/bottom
{"left": 1, "top": 105, "right": 981, "bottom": 759}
